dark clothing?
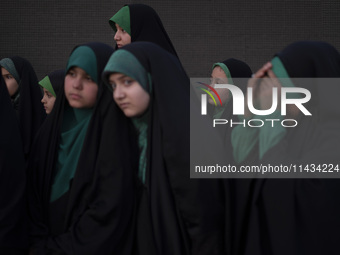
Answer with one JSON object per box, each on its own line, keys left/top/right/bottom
{"left": 28, "top": 42, "right": 136, "bottom": 255}
{"left": 0, "top": 81, "right": 28, "bottom": 254}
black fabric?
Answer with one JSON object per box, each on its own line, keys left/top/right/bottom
{"left": 116, "top": 42, "right": 225, "bottom": 255}
{"left": 227, "top": 41, "right": 340, "bottom": 255}
{"left": 0, "top": 56, "right": 46, "bottom": 160}
{"left": 48, "top": 69, "right": 65, "bottom": 97}
{"left": 27, "top": 42, "right": 137, "bottom": 255}
{"left": 0, "top": 82, "right": 28, "bottom": 254}
{"left": 123, "top": 4, "right": 178, "bottom": 57}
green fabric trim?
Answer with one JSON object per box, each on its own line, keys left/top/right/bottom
{"left": 0, "top": 58, "right": 20, "bottom": 84}
{"left": 212, "top": 63, "right": 235, "bottom": 85}
{"left": 232, "top": 123, "right": 259, "bottom": 164}
{"left": 271, "top": 56, "right": 300, "bottom": 99}
{"left": 213, "top": 105, "right": 225, "bottom": 119}
{"left": 132, "top": 110, "right": 150, "bottom": 184}
{"left": 109, "top": 6, "right": 131, "bottom": 36}
{"left": 39, "top": 76, "right": 56, "bottom": 97}
{"left": 232, "top": 58, "right": 299, "bottom": 163}
{"left": 258, "top": 111, "right": 286, "bottom": 159}
{"left": 232, "top": 111, "right": 286, "bottom": 163}
{"left": 50, "top": 107, "right": 93, "bottom": 202}
{"left": 66, "top": 46, "right": 98, "bottom": 84}
{"left": 103, "top": 49, "right": 151, "bottom": 93}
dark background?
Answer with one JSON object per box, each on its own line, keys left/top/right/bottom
{"left": 1, "top": 0, "right": 340, "bottom": 79}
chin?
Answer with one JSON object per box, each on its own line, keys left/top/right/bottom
{"left": 68, "top": 101, "right": 84, "bottom": 109}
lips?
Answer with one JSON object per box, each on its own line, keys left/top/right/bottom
{"left": 70, "top": 93, "right": 81, "bottom": 100}
{"left": 118, "top": 102, "right": 129, "bottom": 109}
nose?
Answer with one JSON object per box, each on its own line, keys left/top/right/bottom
{"left": 114, "top": 31, "right": 121, "bottom": 41}
{"left": 113, "top": 85, "right": 124, "bottom": 100}
{"left": 72, "top": 76, "right": 82, "bottom": 89}
{"left": 41, "top": 95, "right": 46, "bottom": 104}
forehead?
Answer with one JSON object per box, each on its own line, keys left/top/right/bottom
{"left": 1, "top": 67, "right": 10, "bottom": 75}
{"left": 115, "top": 23, "right": 123, "bottom": 30}
{"left": 69, "top": 66, "right": 88, "bottom": 75}
{"left": 109, "top": 72, "right": 128, "bottom": 81}
{"left": 212, "top": 66, "right": 227, "bottom": 78}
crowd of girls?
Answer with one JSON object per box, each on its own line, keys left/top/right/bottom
{"left": 1, "top": 4, "right": 340, "bottom": 255}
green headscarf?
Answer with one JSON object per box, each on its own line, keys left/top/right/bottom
{"left": 212, "top": 62, "right": 234, "bottom": 85}
{"left": 103, "top": 49, "right": 151, "bottom": 92}
{"left": 50, "top": 46, "right": 97, "bottom": 202}
{"left": 0, "top": 58, "right": 20, "bottom": 83}
{"left": 66, "top": 46, "right": 98, "bottom": 84}
{"left": 39, "top": 76, "right": 56, "bottom": 97}
{"left": 271, "top": 56, "right": 300, "bottom": 99}
{"left": 109, "top": 6, "right": 131, "bottom": 36}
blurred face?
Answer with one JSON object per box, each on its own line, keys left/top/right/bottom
{"left": 64, "top": 67, "right": 98, "bottom": 109}
{"left": 209, "top": 66, "right": 230, "bottom": 105}
{"left": 1, "top": 67, "right": 19, "bottom": 96}
{"left": 114, "top": 23, "right": 131, "bottom": 48}
{"left": 41, "top": 88, "right": 56, "bottom": 114}
{"left": 109, "top": 73, "right": 150, "bottom": 117}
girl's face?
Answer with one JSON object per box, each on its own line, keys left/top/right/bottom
{"left": 209, "top": 66, "right": 230, "bottom": 106}
{"left": 1, "top": 67, "right": 19, "bottom": 96}
{"left": 114, "top": 24, "right": 131, "bottom": 48}
{"left": 41, "top": 88, "right": 56, "bottom": 114}
{"left": 109, "top": 73, "right": 150, "bottom": 117}
{"left": 64, "top": 67, "right": 98, "bottom": 109}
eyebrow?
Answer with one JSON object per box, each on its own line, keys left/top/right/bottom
{"left": 110, "top": 74, "right": 128, "bottom": 83}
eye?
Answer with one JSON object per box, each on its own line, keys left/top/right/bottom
{"left": 5, "top": 75, "right": 12, "bottom": 80}
{"left": 123, "top": 78, "right": 133, "bottom": 86}
{"left": 67, "top": 70, "right": 75, "bottom": 77}
{"left": 110, "top": 83, "right": 116, "bottom": 90}
{"left": 86, "top": 75, "right": 93, "bottom": 81}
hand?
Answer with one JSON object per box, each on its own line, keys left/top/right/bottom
{"left": 245, "top": 62, "right": 282, "bottom": 117}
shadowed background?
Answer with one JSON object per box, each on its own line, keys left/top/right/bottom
{"left": 1, "top": 0, "right": 340, "bottom": 79}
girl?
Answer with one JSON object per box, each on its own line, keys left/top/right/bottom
{"left": 0, "top": 56, "right": 45, "bottom": 159}
{"left": 207, "top": 58, "right": 252, "bottom": 160}
{"left": 229, "top": 41, "right": 340, "bottom": 255}
{"left": 109, "top": 4, "right": 178, "bottom": 57}
{"left": 39, "top": 69, "right": 64, "bottom": 114}
{"left": 103, "top": 42, "right": 224, "bottom": 255}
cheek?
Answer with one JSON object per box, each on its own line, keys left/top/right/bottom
{"left": 86, "top": 86, "right": 98, "bottom": 105}
{"left": 124, "top": 34, "right": 131, "bottom": 44}
{"left": 48, "top": 97, "right": 56, "bottom": 107}
{"left": 6, "top": 80, "right": 19, "bottom": 96}
{"left": 64, "top": 77, "right": 72, "bottom": 94}
{"left": 137, "top": 93, "right": 150, "bottom": 113}
{"left": 216, "top": 88, "right": 229, "bottom": 103}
